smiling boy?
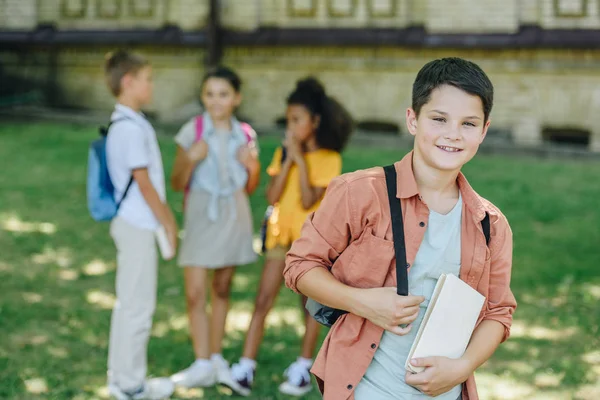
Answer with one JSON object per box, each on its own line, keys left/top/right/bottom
{"left": 284, "top": 57, "right": 517, "bottom": 399}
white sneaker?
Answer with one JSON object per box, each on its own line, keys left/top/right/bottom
{"left": 279, "top": 360, "right": 313, "bottom": 397}
{"left": 223, "top": 361, "right": 254, "bottom": 397}
{"left": 170, "top": 360, "right": 216, "bottom": 388}
{"left": 108, "top": 378, "right": 174, "bottom": 400}
{"left": 211, "top": 355, "right": 231, "bottom": 386}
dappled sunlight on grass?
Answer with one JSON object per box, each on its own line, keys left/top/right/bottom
{"left": 174, "top": 387, "right": 207, "bottom": 398}
{"left": 475, "top": 371, "right": 571, "bottom": 400}
{"left": 151, "top": 314, "right": 189, "bottom": 338}
{"left": 47, "top": 346, "right": 69, "bottom": 359}
{"left": 582, "top": 350, "right": 600, "bottom": 365}
{"left": 22, "top": 292, "right": 42, "bottom": 304}
{"left": 31, "top": 246, "right": 72, "bottom": 268}
{"left": 58, "top": 269, "right": 79, "bottom": 281}
{"left": 225, "top": 308, "right": 252, "bottom": 332}
{"left": 534, "top": 370, "right": 565, "bottom": 389}
{"left": 82, "top": 330, "right": 107, "bottom": 347}
{"left": 86, "top": 290, "right": 115, "bottom": 310}
{"left": 93, "top": 385, "right": 110, "bottom": 399}
{"left": 83, "top": 259, "right": 113, "bottom": 276}
{"left": 232, "top": 271, "right": 252, "bottom": 290}
{"left": 12, "top": 334, "right": 49, "bottom": 348}
{"left": 225, "top": 307, "right": 305, "bottom": 336}
{"left": 510, "top": 320, "right": 579, "bottom": 340}
{"left": 24, "top": 377, "right": 48, "bottom": 395}
{"left": 1, "top": 213, "right": 56, "bottom": 235}
{"left": 583, "top": 283, "right": 600, "bottom": 300}
{"left": 0, "top": 261, "right": 12, "bottom": 272}
{"left": 576, "top": 383, "right": 600, "bottom": 400}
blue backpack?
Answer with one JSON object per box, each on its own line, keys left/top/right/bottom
{"left": 87, "top": 118, "right": 134, "bottom": 221}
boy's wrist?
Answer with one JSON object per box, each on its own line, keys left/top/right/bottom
{"left": 345, "top": 286, "right": 365, "bottom": 317}
{"left": 456, "top": 356, "right": 476, "bottom": 380}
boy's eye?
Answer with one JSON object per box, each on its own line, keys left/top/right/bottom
{"left": 463, "top": 122, "right": 476, "bottom": 127}
{"left": 433, "top": 117, "right": 446, "bottom": 123}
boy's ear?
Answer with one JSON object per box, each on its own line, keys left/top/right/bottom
{"left": 406, "top": 108, "right": 418, "bottom": 137}
{"left": 120, "top": 73, "right": 133, "bottom": 92}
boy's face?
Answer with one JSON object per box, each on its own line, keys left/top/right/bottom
{"left": 406, "top": 84, "right": 490, "bottom": 172}
{"left": 124, "top": 65, "right": 153, "bottom": 106}
{"left": 201, "top": 77, "right": 241, "bottom": 121}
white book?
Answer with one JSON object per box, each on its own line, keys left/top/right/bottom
{"left": 155, "top": 225, "right": 175, "bottom": 261}
{"left": 405, "top": 273, "right": 485, "bottom": 373}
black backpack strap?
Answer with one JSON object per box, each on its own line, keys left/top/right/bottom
{"left": 481, "top": 212, "right": 491, "bottom": 246}
{"left": 383, "top": 165, "right": 409, "bottom": 296}
{"left": 100, "top": 117, "right": 130, "bottom": 137}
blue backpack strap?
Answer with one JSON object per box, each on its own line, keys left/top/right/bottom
{"left": 103, "top": 117, "right": 134, "bottom": 209}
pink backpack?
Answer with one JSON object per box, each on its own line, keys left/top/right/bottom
{"left": 183, "top": 115, "right": 255, "bottom": 206}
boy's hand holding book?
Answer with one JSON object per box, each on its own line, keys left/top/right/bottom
{"left": 405, "top": 356, "right": 472, "bottom": 397}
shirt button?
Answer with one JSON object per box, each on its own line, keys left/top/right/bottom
{"left": 419, "top": 221, "right": 426, "bottom": 227}
{"left": 347, "top": 384, "right": 353, "bottom": 390}
{"left": 371, "top": 343, "right": 377, "bottom": 349}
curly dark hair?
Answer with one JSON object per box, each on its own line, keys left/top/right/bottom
{"left": 287, "top": 77, "right": 353, "bottom": 152}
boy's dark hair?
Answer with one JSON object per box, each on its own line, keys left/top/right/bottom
{"left": 104, "top": 50, "right": 149, "bottom": 97}
{"left": 412, "top": 57, "right": 494, "bottom": 122}
{"left": 202, "top": 66, "right": 242, "bottom": 92}
{"left": 287, "top": 77, "right": 354, "bottom": 153}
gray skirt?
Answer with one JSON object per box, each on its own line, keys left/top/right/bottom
{"left": 178, "top": 189, "right": 257, "bottom": 269}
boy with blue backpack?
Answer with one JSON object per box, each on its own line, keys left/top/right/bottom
{"left": 88, "top": 50, "right": 177, "bottom": 400}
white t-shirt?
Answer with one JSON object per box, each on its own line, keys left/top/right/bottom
{"left": 106, "top": 104, "right": 166, "bottom": 230}
{"left": 355, "top": 195, "right": 463, "bottom": 400}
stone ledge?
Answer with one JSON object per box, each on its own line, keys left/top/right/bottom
{"left": 3, "top": 25, "right": 600, "bottom": 49}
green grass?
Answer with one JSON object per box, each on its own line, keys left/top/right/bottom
{"left": 0, "top": 121, "right": 599, "bottom": 400}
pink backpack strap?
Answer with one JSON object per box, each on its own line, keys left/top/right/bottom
{"left": 240, "top": 122, "right": 256, "bottom": 144}
{"left": 195, "top": 115, "right": 204, "bottom": 142}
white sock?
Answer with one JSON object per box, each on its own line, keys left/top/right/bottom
{"left": 210, "top": 353, "right": 225, "bottom": 363}
{"left": 193, "top": 358, "right": 212, "bottom": 369}
{"left": 239, "top": 357, "right": 257, "bottom": 370}
{"left": 297, "top": 357, "right": 313, "bottom": 368}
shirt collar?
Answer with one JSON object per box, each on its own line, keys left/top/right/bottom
{"left": 115, "top": 103, "right": 147, "bottom": 123}
{"left": 201, "top": 112, "right": 244, "bottom": 140}
{"left": 394, "top": 151, "right": 487, "bottom": 221}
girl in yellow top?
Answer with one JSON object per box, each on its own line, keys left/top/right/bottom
{"left": 224, "top": 78, "right": 353, "bottom": 397}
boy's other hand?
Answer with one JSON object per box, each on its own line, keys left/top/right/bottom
{"left": 352, "top": 287, "right": 424, "bottom": 336}
{"left": 165, "top": 219, "right": 178, "bottom": 257}
{"left": 164, "top": 206, "right": 178, "bottom": 258}
{"left": 188, "top": 140, "right": 208, "bottom": 163}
